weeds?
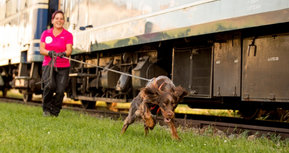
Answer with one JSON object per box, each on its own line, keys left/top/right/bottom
{"left": 0, "top": 102, "right": 288, "bottom": 153}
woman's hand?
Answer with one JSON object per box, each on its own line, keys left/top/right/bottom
{"left": 48, "top": 51, "right": 56, "bottom": 58}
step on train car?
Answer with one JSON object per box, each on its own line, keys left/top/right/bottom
{"left": 0, "top": 0, "right": 289, "bottom": 120}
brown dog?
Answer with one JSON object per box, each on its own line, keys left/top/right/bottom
{"left": 121, "top": 76, "right": 187, "bottom": 140}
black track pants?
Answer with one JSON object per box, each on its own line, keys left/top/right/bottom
{"left": 42, "top": 66, "right": 69, "bottom": 116}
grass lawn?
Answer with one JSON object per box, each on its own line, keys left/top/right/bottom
{"left": 0, "top": 102, "right": 288, "bottom": 153}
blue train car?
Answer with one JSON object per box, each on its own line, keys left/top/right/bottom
{"left": 0, "top": 0, "right": 58, "bottom": 101}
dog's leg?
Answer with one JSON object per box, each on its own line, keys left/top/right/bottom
{"left": 121, "top": 110, "right": 138, "bottom": 134}
{"left": 143, "top": 113, "right": 156, "bottom": 136}
{"left": 140, "top": 103, "right": 156, "bottom": 136}
{"left": 121, "top": 117, "right": 131, "bottom": 134}
{"left": 144, "top": 126, "right": 149, "bottom": 136}
{"left": 142, "top": 103, "right": 155, "bottom": 129}
{"left": 121, "top": 97, "right": 141, "bottom": 134}
{"left": 167, "top": 119, "right": 180, "bottom": 140}
{"left": 150, "top": 115, "right": 157, "bottom": 130}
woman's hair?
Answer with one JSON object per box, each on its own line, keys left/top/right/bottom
{"left": 51, "top": 10, "right": 64, "bottom": 19}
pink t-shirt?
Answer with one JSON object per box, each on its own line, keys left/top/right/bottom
{"left": 40, "top": 28, "right": 73, "bottom": 67}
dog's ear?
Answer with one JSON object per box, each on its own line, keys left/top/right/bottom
{"left": 173, "top": 86, "right": 188, "bottom": 102}
{"left": 140, "top": 87, "right": 160, "bottom": 104}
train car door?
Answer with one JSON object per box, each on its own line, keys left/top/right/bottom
{"left": 48, "top": 0, "right": 59, "bottom": 28}
{"left": 213, "top": 35, "right": 241, "bottom": 97}
{"left": 242, "top": 34, "right": 289, "bottom": 102}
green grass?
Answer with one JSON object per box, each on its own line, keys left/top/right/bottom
{"left": 0, "top": 102, "right": 288, "bottom": 153}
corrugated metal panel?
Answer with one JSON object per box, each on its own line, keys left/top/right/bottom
{"left": 173, "top": 47, "right": 213, "bottom": 98}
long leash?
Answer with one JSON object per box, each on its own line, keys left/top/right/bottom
{"left": 35, "top": 54, "right": 58, "bottom": 85}
{"left": 62, "top": 56, "right": 152, "bottom": 82}
{"left": 36, "top": 56, "right": 152, "bottom": 86}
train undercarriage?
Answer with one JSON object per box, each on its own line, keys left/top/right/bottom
{"left": 0, "top": 61, "right": 42, "bottom": 103}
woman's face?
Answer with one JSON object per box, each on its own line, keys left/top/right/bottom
{"left": 52, "top": 13, "right": 64, "bottom": 29}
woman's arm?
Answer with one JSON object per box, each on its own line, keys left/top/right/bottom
{"left": 65, "top": 44, "right": 72, "bottom": 56}
{"left": 40, "top": 42, "right": 50, "bottom": 56}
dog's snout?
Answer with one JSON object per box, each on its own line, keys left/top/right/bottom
{"left": 167, "top": 111, "right": 174, "bottom": 117}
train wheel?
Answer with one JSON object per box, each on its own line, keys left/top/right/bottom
{"left": 280, "top": 110, "right": 289, "bottom": 122}
{"left": 1, "top": 89, "right": 7, "bottom": 97}
{"left": 239, "top": 106, "right": 260, "bottom": 120}
{"left": 23, "top": 93, "right": 32, "bottom": 103}
{"left": 81, "top": 100, "right": 96, "bottom": 109}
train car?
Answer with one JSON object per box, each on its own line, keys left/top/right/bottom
{"left": 0, "top": 0, "right": 58, "bottom": 102}
{"left": 60, "top": 0, "right": 289, "bottom": 120}
{"left": 1, "top": 0, "right": 289, "bottom": 120}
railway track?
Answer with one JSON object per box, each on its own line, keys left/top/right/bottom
{"left": 1, "top": 97, "right": 288, "bottom": 139}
